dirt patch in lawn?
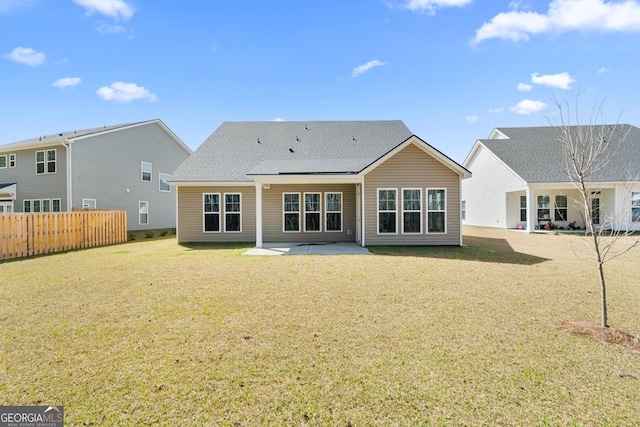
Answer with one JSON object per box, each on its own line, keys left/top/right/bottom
{"left": 562, "top": 319, "right": 640, "bottom": 352}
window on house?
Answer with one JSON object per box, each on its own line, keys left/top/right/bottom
{"left": 141, "top": 162, "right": 152, "bottom": 182}
{"left": 36, "top": 151, "right": 45, "bottom": 174}
{"left": 461, "top": 200, "right": 466, "bottom": 221}
{"left": 224, "top": 193, "right": 241, "bottom": 232}
{"left": 42, "top": 199, "right": 51, "bottom": 212}
{"left": 632, "top": 192, "right": 640, "bottom": 222}
{"left": 52, "top": 199, "right": 61, "bottom": 212}
{"left": 304, "top": 193, "right": 321, "bottom": 232}
{"left": 520, "top": 196, "right": 527, "bottom": 222}
{"left": 0, "top": 155, "right": 6, "bottom": 168}
{"left": 24, "top": 200, "right": 31, "bottom": 212}
{"left": 283, "top": 193, "right": 300, "bottom": 232}
{"left": 427, "top": 189, "right": 446, "bottom": 233}
{"left": 325, "top": 192, "right": 342, "bottom": 232}
{"left": 82, "top": 199, "right": 96, "bottom": 209}
{"left": 139, "top": 201, "right": 149, "bottom": 225}
{"left": 203, "top": 193, "right": 220, "bottom": 232}
{"left": 378, "top": 189, "right": 397, "bottom": 234}
{"left": 35, "top": 150, "right": 56, "bottom": 174}
{"left": 554, "top": 195, "right": 568, "bottom": 221}
{"left": 9, "top": 153, "right": 15, "bottom": 168}
{"left": 591, "top": 192, "right": 601, "bottom": 225}
{"left": 159, "top": 173, "right": 171, "bottom": 192}
{"left": 33, "top": 199, "right": 41, "bottom": 212}
{"left": 403, "top": 188, "right": 422, "bottom": 233}
{"left": 47, "top": 149, "right": 56, "bottom": 173}
{"left": 537, "top": 195, "right": 550, "bottom": 220}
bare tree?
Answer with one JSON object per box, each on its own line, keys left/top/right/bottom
{"left": 546, "top": 95, "right": 640, "bottom": 327}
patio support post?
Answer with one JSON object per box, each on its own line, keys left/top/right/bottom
{"left": 526, "top": 187, "right": 534, "bottom": 232}
{"left": 255, "top": 182, "right": 263, "bottom": 248}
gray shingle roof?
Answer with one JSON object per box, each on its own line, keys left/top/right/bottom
{"left": 170, "top": 120, "right": 414, "bottom": 182}
{"left": 483, "top": 124, "right": 640, "bottom": 183}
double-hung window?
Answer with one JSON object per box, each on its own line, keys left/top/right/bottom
{"left": 139, "top": 201, "right": 149, "bottom": 225}
{"left": 461, "top": 200, "right": 466, "bottom": 221}
{"left": 520, "top": 195, "right": 527, "bottom": 222}
{"left": 378, "top": 189, "right": 397, "bottom": 234}
{"left": 325, "top": 192, "right": 342, "bottom": 232}
{"left": 632, "top": 192, "right": 640, "bottom": 222}
{"left": 203, "top": 193, "right": 220, "bottom": 232}
{"left": 9, "top": 153, "right": 15, "bottom": 168}
{"left": 427, "top": 189, "right": 446, "bottom": 233}
{"left": 141, "top": 162, "right": 152, "bottom": 182}
{"left": 33, "top": 199, "right": 41, "bottom": 212}
{"left": 36, "top": 149, "right": 56, "bottom": 174}
{"left": 537, "top": 195, "right": 550, "bottom": 220}
{"left": 52, "top": 199, "right": 61, "bottom": 212}
{"left": 0, "top": 155, "right": 6, "bottom": 168}
{"left": 283, "top": 193, "right": 300, "bottom": 232}
{"left": 42, "top": 199, "right": 51, "bottom": 212}
{"left": 304, "top": 193, "right": 321, "bottom": 232}
{"left": 224, "top": 193, "right": 241, "bottom": 232}
{"left": 159, "top": 173, "right": 171, "bottom": 192}
{"left": 402, "top": 188, "right": 422, "bottom": 234}
{"left": 23, "top": 200, "right": 31, "bottom": 212}
{"left": 554, "top": 195, "right": 568, "bottom": 221}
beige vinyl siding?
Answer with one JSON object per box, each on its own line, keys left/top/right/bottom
{"left": 177, "top": 186, "right": 256, "bottom": 243}
{"left": 364, "top": 142, "right": 462, "bottom": 245}
{"left": 262, "top": 184, "right": 356, "bottom": 243}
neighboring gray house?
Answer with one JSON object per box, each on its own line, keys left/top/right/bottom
{"left": 0, "top": 120, "right": 192, "bottom": 230}
{"left": 462, "top": 124, "right": 640, "bottom": 232}
{"left": 169, "top": 120, "right": 471, "bottom": 247}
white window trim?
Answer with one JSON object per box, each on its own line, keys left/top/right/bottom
{"left": 203, "top": 193, "right": 221, "bottom": 233}
{"left": 23, "top": 200, "right": 31, "bottom": 212}
{"left": 426, "top": 188, "right": 447, "bottom": 234}
{"left": 304, "top": 192, "right": 322, "bottom": 233}
{"left": 224, "top": 192, "right": 242, "bottom": 233}
{"left": 141, "top": 161, "right": 152, "bottom": 182}
{"left": 461, "top": 200, "right": 467, "bottom": 221}
{"left": 554, "top": 194, "right": 568, "bottom": 222}
{"left": 402, "top": 187, "right": 422, "bottom": 234}
{"left": 52, "top": 198, "right": 61, "bottom": 212}
{"left": 139, "top": 201, "right": 149, "bottom": 225}
{"left": 159, "top": 173, "right": 171, "bottom": 192}
{"left": 82, "top": 199, "right": 97, "bottom": 209}
{"left": 631, "top": 191, "right": 640, "bottom": 223}
{"left": 283, "top": 192, "right": 301, "bottom": 233}
{"left": 32, "top": 199, "right": 42, "bottom": 212}
{"left": 325, "top": 192, "right": 343, "bottom": 232}
{"left": 377, "top": 188, "right": 398, "bottom": 235}
{"left": 42, "top": 199, "right": 51, "bottom": 212}
{"left": 537, "top": 194, "right": 551, "bottom": 221}
{"left": 0, "top": 154, "right": 6, "bottom": 169}
{"left": 9, "top": 153, "right": 16, "bottom": 168}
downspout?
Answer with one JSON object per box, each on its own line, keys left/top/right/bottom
{"left": 60, "top": 139, "right": 72, "bottom": 211}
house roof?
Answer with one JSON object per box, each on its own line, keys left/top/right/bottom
{"left": 0, "top": 119, "right": 191, "bottom": 154}
{"left": 475, "top": 124, "right": 640, "bottom": 183}
{"left": 170, "top": 120, "right": 420, "bottom": 182}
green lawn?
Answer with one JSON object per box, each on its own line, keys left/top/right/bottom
{"left": 1, "top": 227, "right": 638, "bottom": 426}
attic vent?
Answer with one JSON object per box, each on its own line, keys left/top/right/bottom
{"left": 289, "top": 148, "right": 295, "bottom": 153}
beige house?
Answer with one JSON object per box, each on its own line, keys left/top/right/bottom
{"left": 169, "top": 121, "right": 471, "bottom": 247}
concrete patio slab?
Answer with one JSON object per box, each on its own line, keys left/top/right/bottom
{"left": 243, "top": 242, "right": 371, "bottom": 256}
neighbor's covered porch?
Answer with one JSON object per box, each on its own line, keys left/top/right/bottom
{"left": 0, "top": 183, "right": 16, "bottom": 213}
{"left": 506, "top": 184, "right": 617, "bottom": 232}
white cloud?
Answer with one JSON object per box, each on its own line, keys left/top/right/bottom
{"left": 510, "top": 99, "right": 547, "bottom": 114}
{"left": 472, "top": 0, "right": 640, "bottom": 44}
{"left": 465, "top": 115, "right": 479, "bottom": 123}
{"left": 74, "top": 0, "right": 134, "bottom": 20}
{"left": 352, "top": 59, "right": 386, "bottom": 77}
{"left": 531, "top": 72, "right": 575, "bottom": 89}
{"left": 52, "top": 77, "right": 82, "bottom": 88}
{"left": 96, "top": 82, "right": 158, "bottom": 103}
{"left": 517, "top": 82, "right": 533, "bottom": 91}
{"left": 273, "top": 118, "right": 285, "bottom": 122}
{"left": 489, "top": 107, "right": 505, "bottom": 113}
{"left": 402, "top": 0, "right": 472, "bottom": 14}
{"left": 597, "top": 67, "right": 610, "bottom": 73}
{"left": 4, "top": 46, "right": 46, "bottom": 66}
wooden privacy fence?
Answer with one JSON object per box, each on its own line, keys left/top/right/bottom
{"left": 0, "top": 210, "right": 127, "bottom": 260}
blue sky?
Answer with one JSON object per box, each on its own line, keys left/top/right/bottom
{"left": 2, "top": 0, "right": 640, "bottom": 163}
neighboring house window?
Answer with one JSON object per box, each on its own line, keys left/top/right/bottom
{"left": 203, "top": 193, "right": 220, "bottom": 232}
{"left": 23, "top": 200, "right": 31, "bottom": 212}
{"left": 283, "top": 193, "right": 300, "bottom": 232}
{"left": 224, "top": 193, "right": 241, "bottom": 232}
{"left": 139, "top": 201, "right": 149, "bottom": 225}
{"left": 42, "top": 199, "right": 51, "bottom": 212}
{"left": 304, "top": 193, "right": 321, "bottom": 232}
{"left": 52, "top": 199, "right": 61, "bottom": 212}
{"left": 325, "top": 192, "right": 342, "bottom": 232}
{"left": 0, "top": 155, "right": 6, "bottom": 168}
{"left": 520, "top": 196, "right": 527, "bottom": 222}
{"left": 159, "top": 173, "right": 171, "bottom": 192}
{"left": 537, "top": 195, "right": 550, "bottom": 220}
{"left": 461, "top": 200, "right": 466, "bottom": 221}
{"left": 141, "top": 162, "right": 152, "bottom": 182}
{"left": 632, "top": 192, "right": 640, "bottom": 222}
{"left": 403, "top": 188, "right": 422, "bottom": 234}
{"left": 554, "top": 195, "right": 568, "bottom": 221}
{"left": 378, "top": 189, "right": 397, "bottom": 234}
{"left": 427, "top": 189, "right": 446, "bottom": 233}
{"left": 9, "top": 153, "right": 16, "bottom": 168}
{"left": 591, "top": 191, "right": 601, "bottom": 225}
{"left": 35, "top": 149, "right": 56, "bottom": 174}
{"left": 82, "top": 199, "right": 96, "bottom": 209}
{"left": 33, "top": 199, "right": 41, "bottom": 212}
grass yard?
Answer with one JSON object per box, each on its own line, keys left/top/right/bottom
{"left": 1, "top": 227, "right": 639, "bottom": 426}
